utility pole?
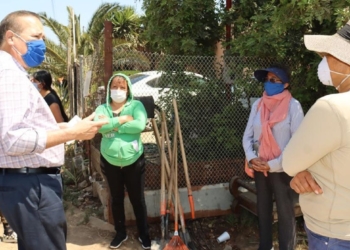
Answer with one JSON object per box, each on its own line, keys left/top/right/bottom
{"left": 226, "top": 0, "right": 232, "bottom": 49}
{"left": 224, "top": 0, "right": 233, "bottom": 101}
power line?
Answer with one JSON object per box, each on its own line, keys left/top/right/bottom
{"left": 51, "top": 0, "right": 56, "bottom": 19}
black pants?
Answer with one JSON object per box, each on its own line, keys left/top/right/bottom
{"left": 254, "top": 171, "right": 298, "bottom": 250}
{"left": 0, "top": 172, "right": 67, "bottom": 250}
{"left": 101, "top": 154, "right": 149, "bottom": 238}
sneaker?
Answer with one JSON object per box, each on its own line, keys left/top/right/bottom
{"left": 2, "top": 232, "right": 17, "bottom": 243}
{"left": 138, "top": 236, "right": 151, "bottom": 249}
{"left": 109, "top": 234, "right": 128, "bottom": 249}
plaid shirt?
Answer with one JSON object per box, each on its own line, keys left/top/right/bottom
{"left": 0, "top": 51, "right": 64, "bottom": 168}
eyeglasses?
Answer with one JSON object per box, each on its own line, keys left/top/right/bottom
{"left": 265, "top": 77, "right": 282, "bottom": 83}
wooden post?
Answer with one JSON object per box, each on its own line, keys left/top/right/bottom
{"left": 225, "top": 0, "right": 233, "bottom": 101}
{"left": 225, "top": 0, "right": 232, "bottom": 49}
{"left": 104, "top": 20, "right": 114, "bottom": 224}
{"left": 104, "top": 21, "right": 113, "bottom": 93}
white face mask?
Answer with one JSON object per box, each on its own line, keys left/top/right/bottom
{"left": 110, "top": 89, "right": 127, "bottom": 103}
{"left": 32, "top": 82, "right": 40, "bottom": 91}
{"left": 318, "top": 56, "right": 350, "bottom": 90}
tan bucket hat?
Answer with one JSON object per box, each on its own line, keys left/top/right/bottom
{"left": 304, "top": 20, "right": 350, "bottom": 65}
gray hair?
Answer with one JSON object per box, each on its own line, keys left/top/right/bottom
{"left": 0, "top": 11, "right": 40, "bottom": 45}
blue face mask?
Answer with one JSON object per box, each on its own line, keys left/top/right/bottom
{"left": 12, "top": 32, "right": 46, "bottom": 67}
{"left": 264, "top": 81, "right": 285, "bottom": 96}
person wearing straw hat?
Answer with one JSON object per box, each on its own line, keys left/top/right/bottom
{"left": 283, "top": 20, "right": 350, "bottom": 249}
{"left": 242, "top": 64, "right": 304, "bottom": 250}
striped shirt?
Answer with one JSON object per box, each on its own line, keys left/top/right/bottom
{"left": 242, "top": 97, "right": 304, "bottom": 172}
{"left": 0, "top": 51, "right": 64, "bottom": 168}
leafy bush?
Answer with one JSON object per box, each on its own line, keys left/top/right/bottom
{"left": 158, "top": 74, "right": 250, "bottom": 162}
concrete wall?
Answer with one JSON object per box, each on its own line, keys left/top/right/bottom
{"left": 93, "top": 180, "right": 233, "bottom": 225}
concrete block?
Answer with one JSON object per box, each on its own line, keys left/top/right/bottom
{"left": 93, "top": 180, "right": 109, "bottom": 207}
{"left": 89, "top": 216, "right": 114, "bottom": 233}
{"left": 125, "top": 183, "right": 233, "bottom": 222}
{"left": 94, "top": 180, "right": 233, "bottom": 223}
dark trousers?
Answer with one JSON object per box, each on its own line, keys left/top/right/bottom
{"left": 101, "top": 154, "right": 149, "bottom": 238}
{"left": 0, "top": 172, "right": 67, "bottom": 250}
{"left": 254, "top": 171, "right": 297, "bottom": 250}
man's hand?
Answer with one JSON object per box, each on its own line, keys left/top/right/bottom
{"left": 290, "top": 170, "right": 323, "bottom": 194}
{"left": 72, "top": 113, "right": 108, "bottom": 140}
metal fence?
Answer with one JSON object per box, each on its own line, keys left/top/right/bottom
{"left": 88, "top": 47, "right": 305, "bottom": 191}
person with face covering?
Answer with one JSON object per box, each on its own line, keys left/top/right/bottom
{"left": 283, "top": 20, "right": 350, "bottom": 250}
{"left": 31, "top": 70, "right": 69, "bottom": 123}
{"left": 0, "top": 11, "right": 107, "bottom": 250}
{"left": 242, "top": 65, "right": 304, "bottom": 250}
{"left": 94, "top": 73, "right": 151, "bottom": 249}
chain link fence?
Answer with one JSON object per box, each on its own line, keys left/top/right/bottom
{"left": 89, "top": 47, "right": 304, "bottom": 191}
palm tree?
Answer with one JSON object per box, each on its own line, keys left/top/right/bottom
{"left": 38, "top": 3, "right": 121, "bottom": 115}
{"left": 108, "top": 7, "right": 142, "bottom": 48}
{"left": 40, "top": 3, "right": 121, "bottom": 78}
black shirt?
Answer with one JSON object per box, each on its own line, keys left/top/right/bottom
{"left": 44, "top": 92, "right": 60, "bottom": 107}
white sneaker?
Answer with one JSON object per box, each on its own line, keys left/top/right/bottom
{"left": 2, "top": 232, "right": 17, "bottom": 243}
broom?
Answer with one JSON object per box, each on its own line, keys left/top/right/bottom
{"left": 170, "top": 121, "right": 195, "bottom": 249}
{"left": 165, "top": 120, "right": 178, "bottom": 240}
{"left": 173, "top": 98, "right": 195, "bottom": 219}
{"left": 160, "top": 120, "right": 167, "bottom": 248}
{"left": 164, "top": 132, "right": 189, "bottom": 250}
{"left": 154, "top": 116, "right": 193, "bottom": 247}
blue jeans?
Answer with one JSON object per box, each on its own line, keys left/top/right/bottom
{"left": 305, "top": 224, "right": 350, "bottom": 250}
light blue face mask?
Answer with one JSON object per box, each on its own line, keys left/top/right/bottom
{"left": 32, "top": 82, "right": 40, "bottom": 91}
{"left": 11, "top": 31, "right": 46, "bottom": 67}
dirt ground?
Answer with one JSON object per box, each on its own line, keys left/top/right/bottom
{"left": 0, "top": 204, "right": 308, "bottom": 250}
{"left": 0, "top": 204, "right": 148, "bottom": 250}
{"left": 0, "top": 179, "right": 308, "bottom": 250}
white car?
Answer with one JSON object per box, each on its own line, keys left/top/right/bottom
{"left": 129, "top": 71, "right": 206, "bottom": 130}
{"left": 129, "top": 70, "right": 206, "bottom": 104}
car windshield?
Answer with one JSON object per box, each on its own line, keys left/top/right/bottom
{"left": 129, "top": 74, "right": 150, "bottom": 84}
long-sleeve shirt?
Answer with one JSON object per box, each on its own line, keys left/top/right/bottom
{"left": 242, "top": 97, "right": 304, "bottom": 172}
{"left": 0, "top": 51, "right": 64, "bottom": 168}
{"left": 283, "top": 92, "right": 350, "bottom": 240}
{"left": 94, "top": 73, "right": 147, "bottom": 167}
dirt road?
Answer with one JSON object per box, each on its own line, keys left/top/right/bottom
{"left": 0, "top": 205, "right": 149, "bottom": 250}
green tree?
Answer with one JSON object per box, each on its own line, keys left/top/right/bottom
{"left": 142, "top": 0, "right": 224, "bottom": 55}
{"left": 39, "top": 3, "right": 121, "bottom": 79}
{"left": 108, "top": 6, "right": 142, "bottom": 48}
{"left": 225, "top": 0, "right": 350, "bottom": 111}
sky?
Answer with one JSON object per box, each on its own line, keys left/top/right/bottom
{"left": 0, "top": 0, "right": 144, "bottom": 42}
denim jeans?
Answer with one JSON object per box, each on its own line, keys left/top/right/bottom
{"left": 305, "top": 224, "right": 350, "bottom": 250}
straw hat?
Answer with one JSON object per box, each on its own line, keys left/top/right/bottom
{"left": 304, "top": 20, "right": 350, "bottom": 65}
